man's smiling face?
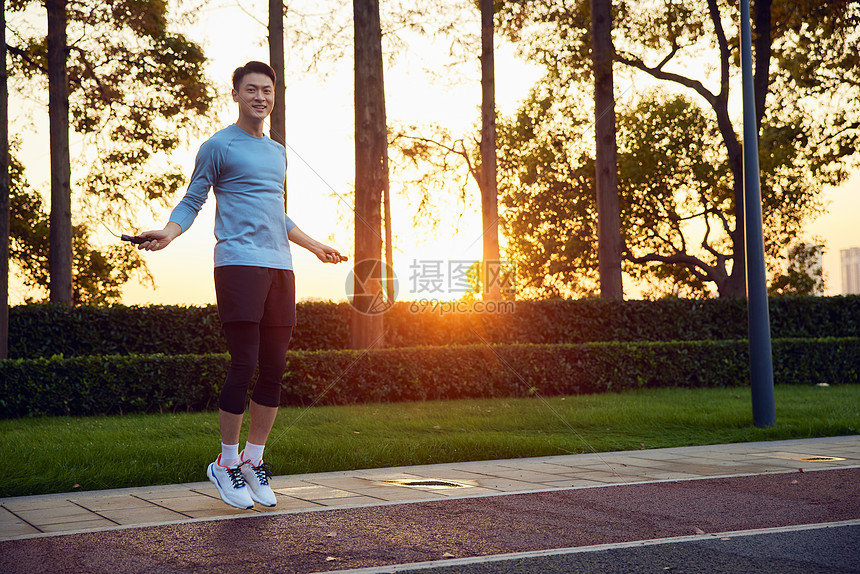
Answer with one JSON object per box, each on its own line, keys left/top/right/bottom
{"left": 233, "top": 72, "right": 274, "bottom": 122}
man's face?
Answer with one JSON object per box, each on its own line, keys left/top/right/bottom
{"left": 232, "top": 72, "right": 275, "bottom": 121}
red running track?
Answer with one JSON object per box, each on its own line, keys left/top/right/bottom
{"left": 1, "top": 467, "right": 857, "bottom": 574}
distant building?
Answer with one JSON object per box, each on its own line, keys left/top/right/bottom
{"left": 843, "top": 248, "right": 860, "bottom": 295}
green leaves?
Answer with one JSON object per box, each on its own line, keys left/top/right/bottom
{"left": 111, "top": 0, "right": 169, "bottom": 39}
{"left": 497, "top": 84, "right": 598, "bottom": 299}
{"left": 495, "top": 0, "right": 860, "bottom": 297}
{"left": 8, "top": 0, "right": 217, "bottom": 230}
{"left": 8, "top": 145, "right": 147, "bottom": 304}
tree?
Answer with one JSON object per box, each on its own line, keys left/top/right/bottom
{"left": 351, "top": 0, "right": 388, "bottom": 348}
{"left": 478, "top": 0, "right": 501, "bottom": 301}
{"left": 381, "top": 1, "right": 507, "bottom": 302}
{"left": 615, "top": 92, "right": 734, "bottom": 298}
{"left": 284, "top": 1, "right": 510, "bottom": 306}
{"left": 590, "top": 0, "right": 623, "bottom": 299}
{"left": 387, "top": 122, "right": 480, "bottom": 230}
{"left": 497, "top": 0, "right": 860, "bottom": 297}
{"left": 495, "top": 84, "right": 600, "bottom": 299}
{"left": 46, "top": 0, "right": 72, "bottom": 304}
{"left": 768, "top": 243, "right": 824, "bottom": 296}
{"left": 8, "top": 147, "right": 149, "bottom": 304}
{"left": 286, "top": 1, "right": 497, "bottom": 293}
{"left": 7, "top": 0, "right": 216, "bottom": 302}
{"left": 269, "top": 0, "right": 287, "bottom": 209}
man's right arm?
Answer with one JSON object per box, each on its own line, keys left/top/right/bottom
{"left": 168, "top": 138, "right": 220, "bottom": 232}
{"left": 137, "top": 137, "right": 221, "bottom": 252}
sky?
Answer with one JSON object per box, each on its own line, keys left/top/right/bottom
{"left": 8, "top": 0, "right": 860, "bottom": 305}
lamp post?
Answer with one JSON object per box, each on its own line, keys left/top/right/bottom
{"left": 740, "top": 0, "right": 775, "bottom": 428}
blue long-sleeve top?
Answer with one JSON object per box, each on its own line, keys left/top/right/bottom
{"left": 169, "top": 123, "right": 297, "bottom": 270}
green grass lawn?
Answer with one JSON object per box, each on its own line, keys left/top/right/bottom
{"left": 1, "top": 384, "right": 857, "bottom": 498}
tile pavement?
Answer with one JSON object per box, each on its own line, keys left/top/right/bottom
{"left": 2, "top": 435, "right": 858, "bottom": 541}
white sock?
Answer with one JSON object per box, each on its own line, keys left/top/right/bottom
{"left": 220, "top": 442, "right": 240, "bottom": 467}
{"left": 243, "top": 441, "right": 265, "bottom": 466}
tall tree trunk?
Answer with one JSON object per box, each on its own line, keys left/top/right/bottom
{"left": 383, "top": 156, "right": 394, "bottom": 304}
{"left": 590, "top": 0, "right": 623, "bottom": 299}
{"left": 351, "top": 0, "right": 386, "bottom": 348}
{"left": 479, "top": 0, "right": 501, "bottom": 301}
{"left": 268, "top": 0, "right": 288, "bottom": 209}
{"left": 715, "top": 103, "right": 747, "bottom": 298}
{"left": 752, "top": 0, "right": 772, "bottom": 132}
{"left": 1, "top": 1, "right": 10, "bottom": 357}
{"left": 46, "top": 0, "right": 73, "bottom": 304}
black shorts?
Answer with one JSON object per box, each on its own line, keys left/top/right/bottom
{"left": 214, "top": 266, "right": 296, "bottom": 326}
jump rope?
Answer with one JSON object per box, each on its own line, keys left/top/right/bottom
{"left": 108, "top": 77, "right": 628, "bottom": 482}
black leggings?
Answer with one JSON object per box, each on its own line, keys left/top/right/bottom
{"left": 219, "top": 321, "right": 293, "bottom": 415}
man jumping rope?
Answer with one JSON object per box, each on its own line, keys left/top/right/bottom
{"left": 137, "top": 61, "right": 346, "bottom": 509}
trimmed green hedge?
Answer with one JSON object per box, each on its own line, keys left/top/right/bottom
{"left": 9, "top": 304, "right": 225, "bottom": 358}
{"left": 2, "top": 338, "right": 857, "bottom": 418}
{"left": 0, "top": 354, "right": 226, "bottom": 417}
{"left": 9, "top": 296, "right": 860, "bottom": 358}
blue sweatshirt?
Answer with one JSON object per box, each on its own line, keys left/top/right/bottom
{"left": 169, "top": 124, "right": 297, "bottom": 270}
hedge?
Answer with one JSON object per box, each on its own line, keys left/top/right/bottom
{"left": 9, "top": 304, "right": 225, "bottom": 358}
{"left": 9, "top": 296, "right": 860, "bottom": 358}
{"left": 2, "top": 338, "right": 857, "bottom": 418}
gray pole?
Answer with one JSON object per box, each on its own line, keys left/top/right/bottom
{"left": 740, "top": 0, "right": 775, "bottom": 428}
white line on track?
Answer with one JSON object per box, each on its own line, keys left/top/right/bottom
{"left": 326, "top": 519, "right": 860, "bottom": 574}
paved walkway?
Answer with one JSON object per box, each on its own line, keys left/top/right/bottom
{"left": 2, "top": 436, "right": 858, "bottom": 542}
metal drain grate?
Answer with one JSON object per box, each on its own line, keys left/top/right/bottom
{"left": 792, "top": 456, "right": 845, "bottom": 462}
{"left": 381, "top": 479, "right": 469, "bottom": 489}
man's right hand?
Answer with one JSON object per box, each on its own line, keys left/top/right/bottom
{"left": 137, "top": 222, "right": 182, "bottom": 251}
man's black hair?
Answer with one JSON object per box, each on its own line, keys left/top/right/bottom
{"left": 232, "top": 61, "right": 277, "bottom": 91}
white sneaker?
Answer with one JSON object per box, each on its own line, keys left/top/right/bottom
{"left": 207, "top": 454, "right": 254, "bottom": 509}
{"left": 240, "top": 452, "right": 277, "bottom": 507}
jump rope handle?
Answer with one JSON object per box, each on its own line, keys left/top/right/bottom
{"left": 120, "top": 234, "right": 152, "bottom": 245}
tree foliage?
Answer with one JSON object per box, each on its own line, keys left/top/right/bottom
{"left": 496, "top": 0, "right": 860, "bottom": 298}
{"left": 9, "top": 0, "right": 216, "bottom": 218}
{"left": 9, "top": 145, "right": 149, "bottom": 304}
{"left": 283, "top": 0, "right": 479, "bottom": 77}
{"left": 388, "top": 119, "right": 494, "bottom": 240}
{"left": 616, "top": 91, "right": 732, "bottom": 298}
{"left": 768, "top": 242, "right": 824, "bottom": 297}
{"left": 496, "top": 83, "right": 599, "bottom": 299}
{"left": 6, "top": 0, "right": 216, "bottom": 301}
